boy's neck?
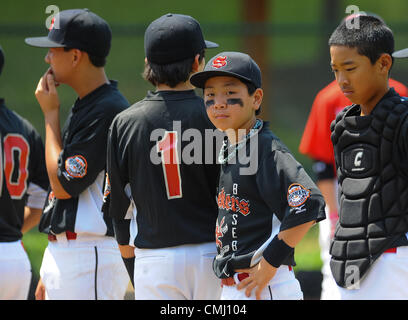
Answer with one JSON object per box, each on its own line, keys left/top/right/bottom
{"left": 360, "top": 85, "right": 389, "bottom": 116}
{"left": 226, "top": 117, "right": 257, "bottom": 145}
{"left": 70, "top": 67, "right": 109, "bottom": 100}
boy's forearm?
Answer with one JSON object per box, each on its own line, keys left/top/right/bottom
{"left": 278, "top": 220, "right": 316, "bottom": 248}
{"left": 44, "top": 112, "right": 71, "bottom": 199}
{"left": 317, "top": 179, "right": 338, "bottom": 215}
{"left": 21, "top": 207, "right": 42, "bottom": 233}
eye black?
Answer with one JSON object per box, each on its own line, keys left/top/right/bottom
{"left": 205, "top": 100, "right": 215, "bottom": 108}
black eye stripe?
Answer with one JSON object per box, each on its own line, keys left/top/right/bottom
{"left": 227, "top": 98, "right": 244, "bottom": 106}
{"left": 205, "top": 100, "right": 215, "bottom": 108}
{"left": 205, "top": 98, "right": 244, "bottom": 108}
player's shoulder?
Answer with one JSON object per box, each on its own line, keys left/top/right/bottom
{"left": 258, "top": 122, "right": 292, "bottom": 157}
{"left": 110, "top": 99, "right": 149, "bottom": 138}
{"left": 1, "top": 104, "right": 40, "bottom": 138}
{"left": 92, "top": 81, "right": 129, "bottom": 116}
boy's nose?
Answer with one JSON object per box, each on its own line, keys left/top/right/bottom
{"left": 337, "top": 72, "right": 350, "bottom": 86}
{"left": 214, "top": 98, "right": 227, "bottom": 109}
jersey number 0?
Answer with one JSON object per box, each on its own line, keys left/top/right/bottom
{"left": 0, "top": 134, "right": 30, "bottom": 199}
{"left": 157, "top": 131, "right": 182, "bottom": 199}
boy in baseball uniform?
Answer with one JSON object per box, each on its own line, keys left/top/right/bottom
{"left": 299, "top": 13, "right": 408, "bottom": 300}
{"left": 329, "top": 14, "right": 408, "bottom": 299}
{"left": 0, "top": 46, "right": 49, "bottom": 300}
{"left": 190, "top": 51, "right": 326, "bottom": 300}
{"left": 25, "top": 9, "right": 129, "bottom": 300}
{"left": 105, "top": 13, "right": 222, "bottom": 300}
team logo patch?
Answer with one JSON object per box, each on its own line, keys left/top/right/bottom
{"left": 64, "top": 155, "right": 87, "bottom": 179}
{"left": 212, "top": 56, "right": 227, "bottom": 68}
{"left": 287, "top": 183, "right": 310, "bottom": 207}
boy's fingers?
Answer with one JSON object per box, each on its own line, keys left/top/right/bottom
{"left": 236, "top": 276, "right": 251, "bottom": 290}
{"left": 46, "top": 73, "right": 57, "bottom": 94}
{"left": 245, "top": 281, "right": 257, "bottom": 298}
{"left": 255, "top": 283, "right": 267, "bottom": 300}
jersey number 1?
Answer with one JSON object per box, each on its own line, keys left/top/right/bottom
{"left": 0, "top": 134, "right": 30, "bottom": 199}
{"left": 157, "top": 131, "right": 182, "bottom": 199}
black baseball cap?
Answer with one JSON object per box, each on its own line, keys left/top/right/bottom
{"left": 145, "top": 13, "right": 218, "bottom": 65}
{"left": 25, "top": 9, "right": 111, "bottom": 58}
{"left": 190, "top": 51, "right": 262, "bottom": 89}
{"left": 0, "top": 46, "right": 4, "bottom": 76}
{"left": 393, "top": 48, "right": 408, "bottom": 58}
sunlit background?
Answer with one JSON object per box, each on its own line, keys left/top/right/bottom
{"left": 2, "top": 0, "right": 408, "bottom": 299}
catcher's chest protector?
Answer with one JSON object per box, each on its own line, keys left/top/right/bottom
{"left": 330, "top": 95, "right": 408, "bottom": 288}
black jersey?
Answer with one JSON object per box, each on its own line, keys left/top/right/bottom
{"left": 106, "top": 90, "right": 222, "bottom": 248}
{"left": 39, "top": 81, "right": 129, "bottom": 236}
{"left": 213, "top": 121, "right": 326, "bottom": 279}
{"left": 0, "top": 99, "right": 49, "bottom": 242}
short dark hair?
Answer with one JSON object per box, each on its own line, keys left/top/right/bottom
{"left": 143, "top": 50, "right": 205, "bottom": 88}
{"left": 328, "top": 15, "right": 394, "bottom": 67}
{"left": 64, "top": 47, "right": 106, "bottom": 67}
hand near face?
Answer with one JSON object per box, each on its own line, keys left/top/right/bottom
{"left": 35, "top": 68, "right": 60, "bottom": 115}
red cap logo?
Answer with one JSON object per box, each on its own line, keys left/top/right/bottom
{"left": 212, "top": 56, "right": 227, "bottom": 68}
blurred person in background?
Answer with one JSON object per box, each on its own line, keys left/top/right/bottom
{"left": 0, "top": 45, "right": 49, "bottom": 300}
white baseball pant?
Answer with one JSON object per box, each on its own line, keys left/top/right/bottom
{"left": 40, "top": 234, "right": 129, "bottom": 300}
{"left": 0, "top": 240, "right": 32, "bottom": 300}
{"left": 132, "top": 242, "right": 222, "bottom": 300}
{"left": 337, "top": 246, "right": 408, "bottom": 300}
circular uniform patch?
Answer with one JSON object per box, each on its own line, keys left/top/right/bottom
{"left": 287, "top": 183, "right": 311, "bottom": 207}
{"left": 65, "top": 155, "right": 87, "bottom": 179}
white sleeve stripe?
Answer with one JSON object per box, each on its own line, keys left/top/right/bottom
{"left": 26, "top": 182, "right": 47, "bottom": 209}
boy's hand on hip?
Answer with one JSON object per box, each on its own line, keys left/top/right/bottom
{"left": 236, "top": 257, "right": 277, "bottom": 300}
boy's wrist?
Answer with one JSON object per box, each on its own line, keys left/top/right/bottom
{"left": 262, "top": 235, "right": 294, "bottom": 268}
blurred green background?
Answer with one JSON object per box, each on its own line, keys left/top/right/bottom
{"left": 2, "top": 0, "right": 408, "bottom": 298}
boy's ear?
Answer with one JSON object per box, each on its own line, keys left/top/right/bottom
{"left": 378, "top": 53, "right": 392, "bottom": 74}
{"left": 192, "top": 54, "right": 203, "bottom": 73}
{"left": 253, "top": 88, "right": 263, "bottom": 111}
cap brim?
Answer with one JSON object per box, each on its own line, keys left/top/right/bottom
{"left": 190, "top": 70, "right": 253, "bottom": 89}
{"left": 24, "top": 37, "right": 65, "bottom": 48}
{"left": 205, "top": 40, "right": 219, "bottom": 49}
{"left": 393, "top": 48, "right": 408, "bottom": 58}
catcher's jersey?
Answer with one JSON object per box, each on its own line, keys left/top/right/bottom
{"left": 0, "top": 99, "right": 49, "bottom": 242}
{"left": 105, "top": 90, "right": 221, "bottom": 248}
{"left": 213, "top": 122, "right": 326, "bottom": 279}
{"left": 39, "top": 81, "right": 129, "bottom": 236}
